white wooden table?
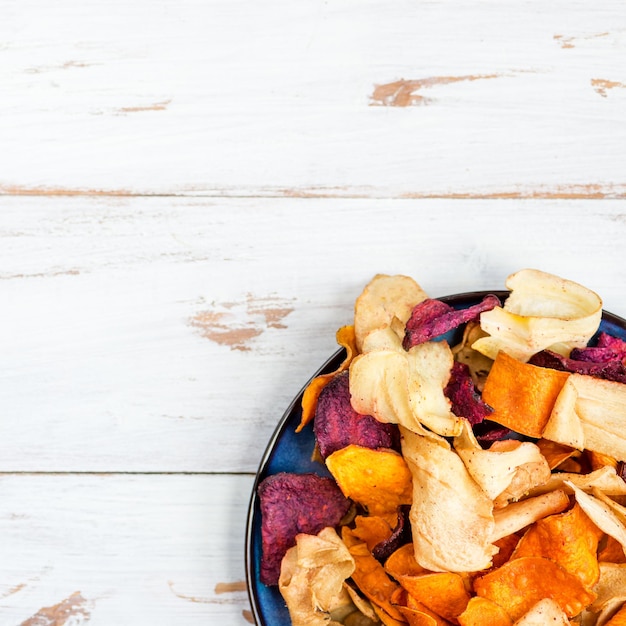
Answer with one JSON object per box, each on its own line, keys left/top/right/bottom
{"left": 1, "top": 1, "right": 625, "bottom": 623}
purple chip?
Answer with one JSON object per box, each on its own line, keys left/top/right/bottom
{"left": 257, "top": 472, "right": 352, "bottom": 585}
{"left": 371, "top": 505, "right": 412, "bottom": 562}
{"left": 444, "top": 361, "right": 493, "bottom": 425}
{"left": 403, "top": 295, "right": 501, "bottom": 350}
{"left": 529, "top": 348, "right": 626, "bottom": 384}
{"left": 314, "top": 371, "right": 400, "bottom": 459}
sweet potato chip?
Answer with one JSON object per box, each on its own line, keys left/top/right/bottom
{"left": 396, "top": 570, "right": 470, "bottom": 623}
{"left": 511, "top": 503, "right": 603, "bottom": 587}
{"left": 604, "top": 603, "right": 626, "bottom": 626}
{"left": 385, "top": 543, "right": 427, "bottom": 579}
{"left": 481, "top": 351, "right": 570, "bottom": 438}
{"left": 401, "top": 427, "right": 497, "bottom": 572}
{"left": 472, "top": 269, "right": 602, "bottom": 362}
{"left": 599, "top": 536, "right": 626, "bottom": 563}
{"left": 354, "top": 274, "right": 429, "bottom": 352}
{"left": 473, "top": 556, "right": 596, "bottom": 620}
{"left": 326, "top": 445, "right": 413, "bottom": 515}
{"left": 535, "top": 438, "right": 578, "bottom": 470}
{"left": 352, "top": 515, "right": 394, "bottom": 553}
{"left": 458, "top": 596, "right": 513, "bottom": 626}
{"left": 342, "top": 527, "right": 405, "bottom": 622}
{"left": 298, "top": 325, "right": 358, "bottom": 432}
{"left": 512, "top": 598, "right": 569, "bottom": 625}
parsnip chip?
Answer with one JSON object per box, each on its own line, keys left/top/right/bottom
{"left": 481, "top": 351, "right": 570, "bottom": 438}
{"left": 511, "top": 503, "right": 603, "bottom": 587}
{"left": 529, "top": 465, "right": 626, "bottom": 498}
{"left": 354, "top": 274, "right": 428, "bottom": 352}
{"left": 473, "top": 556, "right": 597, "bottom": 621}
{"left": 278, "top": 527, "right": 355, "bottom": 626}
{"left": 512, "top": 598, "right": 569, "bottom": 625}
{"left": 472, "top": 269, "right": 602, "bottom": 362}
{"left": 350, "top": 340, "right": 464, "bottom": 438}
{"left": 544, "top": 374, "right": 626, "bottom": 461}
{"left": 400, "top": 427, "right": 497, "bottom": 572}
{"left": 458, "top": 596, "right": 513, "bottom": 626}
{"left": 298, "top": 325, "right": 358, "bottom": 432}
{"left": 603, "top": 603, "right": 626, "bottom": 625}
{"left": 454, "top": 420, "right": 551, "bottom": 504}
{"left": 591, "top": 563, "right": 626, "bottom": 613}
{"left": 326, "top": 445, "right": 413, "bottom": 515}
{"left": 568, "top": 481, "right": 626, "bottom": 554}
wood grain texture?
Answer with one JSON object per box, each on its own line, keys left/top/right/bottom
{"left": 1, "top": 199, "right": 626, "bottom": 473}
{"left": 1, "top": 0, "right": 625, "bottom": 197}
{"left": 0, "top": 473, "right": 254, "bottom": 625}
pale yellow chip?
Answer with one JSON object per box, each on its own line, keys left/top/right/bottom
{"left": 512, "top": 598, "right": 570, "bottom": 625}
{"left": 354, "top": 274, "right": 428, "bottom": 352}
{"left": 472, "top": 269, "right": 602, "bottom": 362}
{"left": 400, "top": 426, "right": 497, "bottom": 572}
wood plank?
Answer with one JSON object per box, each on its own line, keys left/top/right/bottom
{"left": 1, "top": 0, "right": 625, "bottom": 197}
{"left": 1, "top": 197, "right": 626, "bottom": 473}
{"left": 0, "top": 473, "right": 255, "bottom": 625}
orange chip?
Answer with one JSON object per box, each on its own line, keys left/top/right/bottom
{"left": 372, "top": 603, "right": 412, "bottom": 626}
{"left": 397, "top": 571, "right": 470, "bottom": 623}
{"left": 457, "top": 596, "right": 512, "bottom": 626}
{"left": 391, "top": 587, "right": 451, "bottom": 626}
{"left": 535, "top": 439, "right": 578, "bottom": 470}
{"left": 511, "top": 503, "right": 603, "bottom": 588}
{"left": 473, "top": 556, "right": 596, "bottom": 621}
{"left": 490, "top": 534, "right": 521, "bottom": 571}
{"left": 342, "top": 527, "right": 405, "bottom": 622}
{"left": 326, "top": 444, "right": 413, "bottom": 515}
{"left": 481, "top": 351, "right": 570, "bottom": 438}
{"left": 385, "top": 543, "right": 427, "bottom": 580}
{"left": 599, "top": 535, "right": 626, "bottom": 563}
{"left": 296, "top": 325, "right": 357, "bottom": 432}
{"left": 352, "top": 515, "right": 394, "bottom": 553}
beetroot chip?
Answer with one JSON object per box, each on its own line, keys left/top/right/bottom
{"left": 403, "top": 294, "right": 501, "bottom": 350}
{"left": 444, "top": 361, "right": 493, "bottom": 425}
{"left": 570, "top": 332, "right": 626, "bottom": 363}
{"left": 372, "top": 505, "right": 412, "bottom": 562}
{"left": 258, "top": 472, "right": 351, "bottom": 585}
{"left": 314, "top": 370, "right": 399, "bottom": 459}
{"left": 529, "top": 349, "right": 626, "bottom": 384}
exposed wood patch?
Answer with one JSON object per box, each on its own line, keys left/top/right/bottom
{"left": 168, "top": 581, "right": 211, "bottom": 604}
{"left": 189, "top": 294, "right": 295, "bottom": 351}
{"left": 20, "top": 591, "right": 91, "bottom": 626}
{"left": 215, "top": 581, "right": 247, "bottom": 594}
{"left": 0, "top": 269, "right": 81, "bottom": 280}
{"left": 0, "top": 185, "right": 134, "bottom": 197}
{"left": 591, "top": 78, "right": 626, "bottom": 98}
{"left": 370, "top": 74, "right": 502, "bottom": 106}
{"left": 1, "top": 582, "right": 26, "bottom": 599}
{"left": 242, "top": 609, "right": 254, "bottom": 623}
{"left": 554, "top": 32, "right": 610, "bottom": 49}
{"left": 116, "top": 99, "right": 172, "bottom": 114}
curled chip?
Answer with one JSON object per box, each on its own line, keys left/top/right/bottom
{"left": 279, "top": 527, "right": 355, "bottom": 626}
{"left": 403, "top": 294, "right": 500, "bottom": 350}
{"left": 401, "top": 427, "right": 497, "bottom": 573}
{"left": 444, "top": 361, "right": 494, "bottom": 425}
{"left": 354, "top": 274, "right": 428, "bottom": 352}
{"left": 472, "top": 268, "right": 602, "bottom": 363}
{"left": 314, "top": 371, "right": 399, "bottom": 459}
{"left": 372, "top": 505, "right": 412, "bottom": 563}
{"left": 511, "top": 503, "right": 603, "bottom": 588}
{"left": 258, "top": 472, "right": 352, "bottom": 585}
{"left": 529, "top": 349, "right": 626, "bottom": 384}
{"left": 458, "top": 596, "right": 512, "bottom": 626}
{"left": 473, "top": 556, "right": 596, "bottom": 621}
{"left": 481, "top": 350, "right": 570, "bottom": 438}
{"left": 298, "top": 325, "right": 358, "bottom": 432}
{"left": 325, "top": 444, "right": 413, "bottom": 515}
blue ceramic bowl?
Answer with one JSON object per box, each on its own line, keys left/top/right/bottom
{"left": 245, "top": 290, "right": 626, "bottom": 625}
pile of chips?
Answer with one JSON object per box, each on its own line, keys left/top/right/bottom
{"left": 258, "top": 269, "right": 626, "bottom": 625}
